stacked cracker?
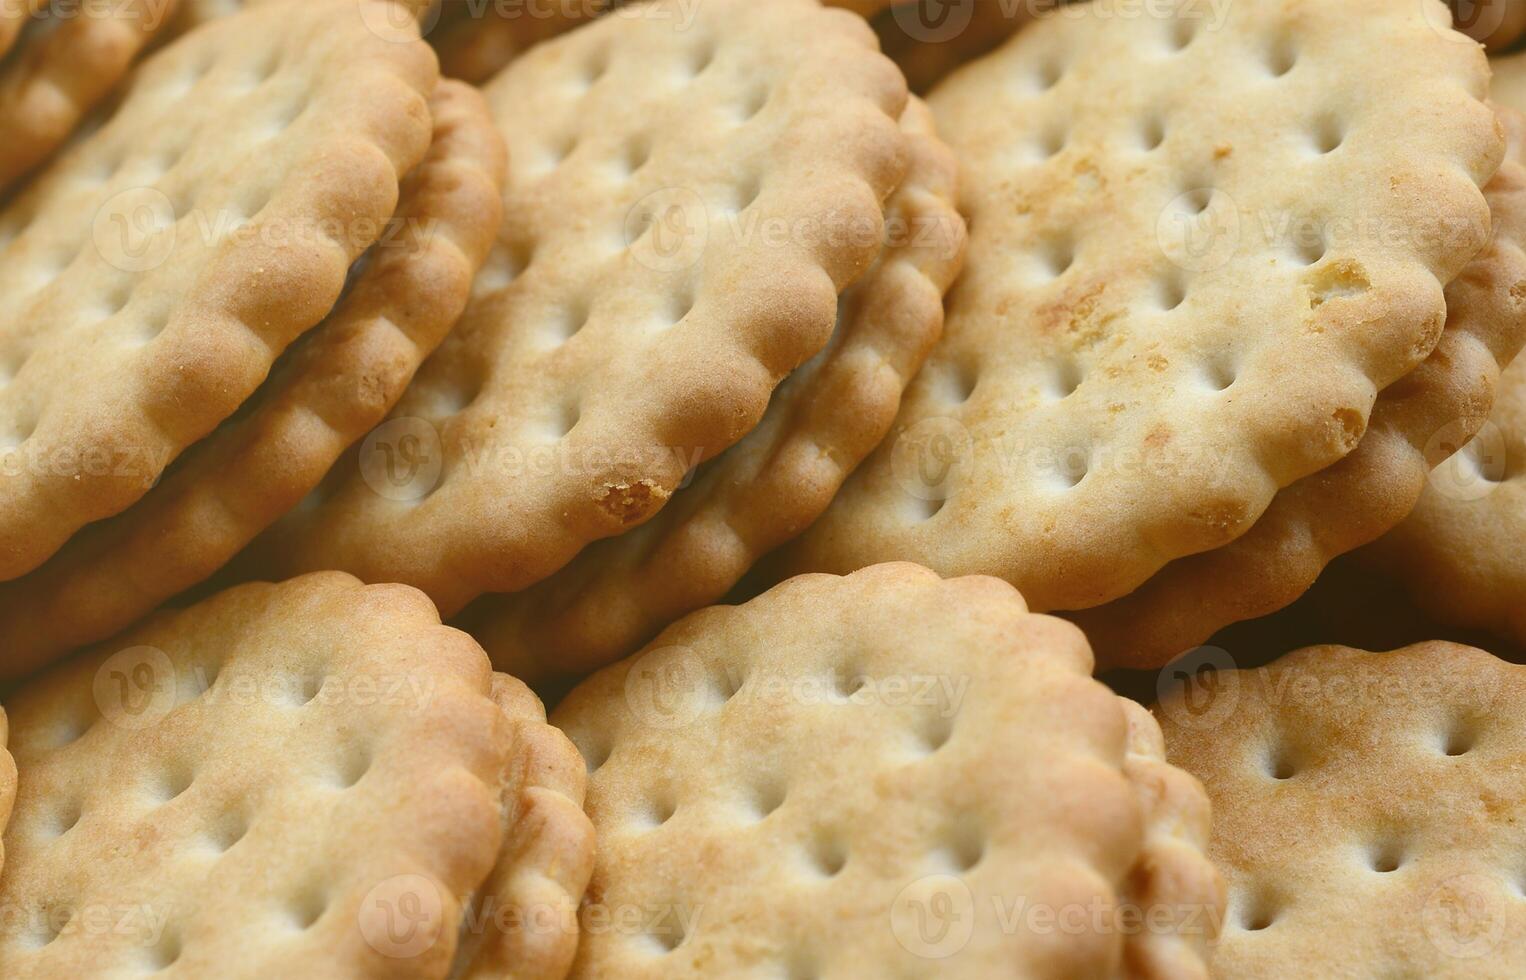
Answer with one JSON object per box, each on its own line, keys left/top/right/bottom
{"left": 6, "top": 0, "right": 1526, "bottom": 976}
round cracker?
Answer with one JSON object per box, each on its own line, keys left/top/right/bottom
{"left": 1157, "top": 642, "right": 1526, "bottom": 977}
{"left": 248, "top": 0, "right": 910, "bottom": 616}
{"left": 779, "top": 0, "right": 1502, "bottom": 613}
{"left": 0, "top": 0, "right": 437, "bottom": 581}
{"left": 1072, "top": 106, "right": 1526, "bottom": 669}
{"left": 461, "top": 97, "right": 966, "bottom": 686}
{"left": 0, "top": 573, "right": 509, "bottom": 977}
{"left": 0, "top": 78, "right": 504, "bottom": 682}
{"left": 553, "top": 563, "right": 1221, "bottom": 978}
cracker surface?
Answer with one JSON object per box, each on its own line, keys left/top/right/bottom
{"left": 553, "top": 563, "right": 1221, "bottom": 978}
{"left": 462, "top": 97, "right": 965, "bottom": 685}
{"left": 0, "top": 573, "right": 510, "bottom": 977}
{"left": 0, "top": 78, "right": 504, "bottom": 681}
{"left": 0, "top": 0, "right": 437, "bottom": 581}
{"left": 251, "top": 0, "right": 910, "bottom": 615}
{"left": 1073, "top": 106, "right": 1526, "bottom": 669}
{"left": 1158, "top": 642, "right": 1526, "bottom": 977}
{"left": 780, "top": 0, "right": 1502, "bottom": 613}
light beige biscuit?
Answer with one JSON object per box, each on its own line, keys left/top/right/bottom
{"left": 552, "top": 563, "right": 1222, "bottom": 978}
{"left": 0, "top": 0, "right": 437, "bottom": 582}
{"left": 248, "top": 0, "right": 909, "bottom": 616}
{"left": 777, "top": 0, "right": 1502, "bottom": 614}
{"left": 0, "top": 79, "right": 503, "bottom": 683}
{"left": 461, "top": 97, "right": 964, "bottom": 686}
{"left": 1071, "top": 106, "right": 1526, "bottom": 670}
{"left": 1157, "top": 642, "right": 1526, "bottom": 977}
{"left": 454, "top": 672, "right": 597, "bottom": 979}
{"left": 0, "top": 0, "right": 180, "bottom": 191}
{"left": 0, "top": 572, "right": 544, "bottom": 977}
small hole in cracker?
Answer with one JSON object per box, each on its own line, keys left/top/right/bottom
{"left": 940, "top": 362, "right": 978, "bottom": 404}
{"left": 1237, "top": 891, "right": 1278, "bottom": 931}
{"left": 1051, "top": 447, "right": 1089, "bottom": 490}
{"left": 642, "top": 793, "right": 677, "bottom": 829}
{"left": 1442, "top": 724, "right": 1475, "bottom": 757}
{"left": 34, "top": 906, "right": 70, "bottom": 947}
{"left": 648, "top": 914, "right": 686, "bottom": 952}
{"left": 211, "top": 810, "right": 249, "bottom": 853}
{"left": 1155, "top": 271, "right": 1187, "bottom": 311}
{"left": 334, "top": 744, "right": 371, "bottom": 789}
{"left": 937, "top": 820, "right": 986, "bottom": 872}
{"left": 750, "top": 780, "right": 786, "bottom": 821}
{"left": 50, "top": 801, "right": 82, "bottom": 839}
{"left": 618, "top": 137, "right": 651, "bottom": 177}
{"left": 1048, "top": 359, "right": 1083, "bottom": 400}
{"left": 1167, "top": 18, "right": 1196, "bottom": 51}
{"left": 1291, "top": 233, "right": 1326, "bottom": 267}
{"left": 808, "top": 833, "right": 848, "bottom": 878}
{"left": 1031, "top": 59, "right": 1063, "bottom": 93}
{"left": 1265, "top": 37, "right": 1297, "bottom": 78}
{"left": 148, "top": 929, "right": 182, "bottom": 969}
{"left": 1266, "top": 746, "right": 1297, "bottom": 780}
{"left": 688, "top": 38, "right": 717, "bottom": 77}
{"left": 918, "top": 713, "right": 955, "bottom": 754}
{"left": 290, "top": 886, "right": 328, "bottom": 930}
{"left": 157, "top": 766, "right": 194, "bottom": 803}
{"left": 1367, "top": 841, "right": 1405, "bottom": 874}
{"left": 1037, "top": 237, "right": 1074, "bottom": 279}
{"left": 735, "top": 84, "right": 769, "bottom": 124}
{"left": 578, "top": 735, "right": 613, "bottom": 774}
{"left": 1311, "top": 115, "right": 1344, "bottom": 155}
{"left": 1203, "top": 358, "right": 1237, "bottom": 393}
{"left": 1032, "top": 124, "right": 1068, "bottom": 162}
{"left": 910, "top": 496, "right": 946, "bottom": 522}
{"left": 1139, "top": 115, "right": 1166, "bottom": 152}
{"left": 833, "top": 670, "right": 868, "bottom": 700}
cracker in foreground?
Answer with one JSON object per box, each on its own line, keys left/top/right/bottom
{"left": 779, "top": 0, "right": 1501, "bottom": 613}
{"left": 553, "top": 563, "right": 1222, "bottom": 977}
{"left": 0, "top": 0, "right": 437, "bottom": 581}
{"left": 1158, "top": 642, "right": 1526, "bottom": 977}
{"left": 0, "top": 78, "right": 504, "bottom": 681}
{"left": 250, "top": 0, "right": 909, "bottom": 615}
{"left": 0, "top": 573, "right": 591, "bottom": 978}
{"left": 462, "top": 97, "right": 965, "bottom": 685}
{"left": 1071, "top": 105, "right": 1526, "bottom": 669}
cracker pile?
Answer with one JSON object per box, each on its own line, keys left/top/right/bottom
{"left": 3, "top": 0, "right": 1526, "bottom": 975}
